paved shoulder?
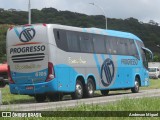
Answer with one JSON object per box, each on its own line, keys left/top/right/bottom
{"left": 0, "top": 89, "right": 160, "bottom": 111}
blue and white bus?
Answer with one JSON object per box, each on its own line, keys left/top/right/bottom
{"left": 7, "top": 24, "right": 153, "bottom": 102}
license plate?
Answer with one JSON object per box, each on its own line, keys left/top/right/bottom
{"left": 26, "top": 86, "right": 34, "bottom": 90}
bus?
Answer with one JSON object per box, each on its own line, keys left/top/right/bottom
{"left": 6, "top": 24, "right": 153, "bottom": 102}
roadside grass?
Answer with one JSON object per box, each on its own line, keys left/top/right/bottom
{"left": 141, "top": 78, "right": 160, "bottom": 90}
{"left": 1, "top": 80, "right": 159, "bottom": 119}
{"left": 19, "top": 97, "right": 160, "bottom": 120}
{"left": 53, "top": 97, "right": 160, "bottom": 120}
{"left": 66, "top": 97, "right": 160, "bottom": 111}
{"left": 0, "top": 79, "right": 160, "bottom": 105}
{"left": 1, "top": 97, "right": 160, "bottom": 120}
{"left": 0, "top": 86, "right": 34, "bottom": 105}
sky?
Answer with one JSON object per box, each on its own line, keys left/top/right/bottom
{"left": 0, "top": 0, "right": 160, "bottom": 23}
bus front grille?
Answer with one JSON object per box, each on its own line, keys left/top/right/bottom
{"left": 11, "top": 53, "right": 45, "bottom": 63}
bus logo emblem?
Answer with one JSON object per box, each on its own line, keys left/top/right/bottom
{"left": 101, "top": 58, "right": 115, "bottom": 87}
{"left": 19, "top": 28, "right": 36, "bottom": 42}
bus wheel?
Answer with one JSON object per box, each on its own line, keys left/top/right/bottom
{"left": 34, "top": 94, "right": 46, "bottom": 102}
{"left": 100, "top": 90, "right": 109, "bottom": 96}
{"left": 48, "top": 93, "right": 63, "bottom": 101}
{"left": 131, "top": 77, "right": 140, "bottom": 93}
{"left": 71, "top": 80, "right": 83, "bottom": 99}
{"left": 84, "top": 78, "right": 95, "bottom": 98}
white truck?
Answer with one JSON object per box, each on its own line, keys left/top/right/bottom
{"left": 148, "top": 62, "right": 160, "bottom": 79}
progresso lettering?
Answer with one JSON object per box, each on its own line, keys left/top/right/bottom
{"left": 121, "top": 59, "right": 138, "bottom": 65}
{"left": 10, "top": 45, "right": 45, "bottom": 54}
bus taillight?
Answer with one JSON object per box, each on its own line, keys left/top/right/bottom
{"left": 46, "top": 62, "right": 55, "bottom": 82}
{"left": 7, "top": 65, "right": 15, "bottom": 84}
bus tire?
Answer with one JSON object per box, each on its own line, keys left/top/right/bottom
{"left": 131, "top": 77, "right": 140, "bottom": 93}
{"left": 34, "top": 94, "right": 46, "bottom": 102}
{"left": 100, "top": 90, "right": 109, "bottom": 96}
{"left": 84, "top": 78, "right": 95, "bottom": 98}
{"left": 48, "top": 93, "right": 63, "bottom": 101}
{"left": 71, "top": 80, "right": 83, "bottom": 99}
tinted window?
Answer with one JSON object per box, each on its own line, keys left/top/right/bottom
{"left": 117, "top": 38, "right": 129, "bottom": 55}
{"left": 136, "top": 41, "right": 145, "bottom": 59}
{"left": 129, "top": 40, "right": 139, "bottom": 58}
{"left": 136, "top": 41, "right": 147, "bottom": 68}
{"left": 53, "top": 29, "right": 68, "bottom": 51}
{"left": 148, "top": 68, "right": 156, "bottom": 72}
{"left": 106, "top": 36, "right": 138, "bottom": 56}
{"left": 106, "top": 36, "right": 118, "bottom": 54}
{"left": 93, "top": 34, "right": 106, "bottom": 54}
{"left": 66, "top": 31, "right": 80, "bottom": 52}
{"left": 79, "top": 33, "right": 93, "bottom": 53}
{"left": 54, "top": 28, "right": 139, "bottom": 57}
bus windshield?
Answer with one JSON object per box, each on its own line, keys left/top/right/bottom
{"left": 148, "top": 68, "right": 156, "bottom": 72}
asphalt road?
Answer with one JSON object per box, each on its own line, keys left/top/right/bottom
{"left": 0, "top": 89, "right": 160, "bottom": 111}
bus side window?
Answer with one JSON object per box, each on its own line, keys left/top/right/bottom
{"left": 79, "top": 33, "right": 93, "bottom": 53}
{"left": 141, "top": 48, "right": 148, "bottom": 69}
{"left": 129, "top": 40, "right": 139, "bottom": 59}
{"left": 105, "top": 37, "right": 111, "bottom": 54}
{"left": 57, "top": 31, "right": 60, "bottom": 40}
{"left": 106, "top": 36, "right": 118, "bottom": 55}
{"left": 117, "top": 39, "right": 129, "bottom": 55}
{"left": 53, "top": 29, "right": 68, "bottom": 51}
{"left": 136, "top": 41, "right": 149, "bottom": 69}
{"left": 66, "top": 31, "right": 80, "bottom": 52}
{"left": 93, "top": 34, "right": 106, "bottom": 54}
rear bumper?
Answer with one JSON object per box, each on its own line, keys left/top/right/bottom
{"left": 9, "top": 80, "right": 58, "bottom": 95}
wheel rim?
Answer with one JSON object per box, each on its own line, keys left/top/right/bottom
{"left": 135, "top": 81, "right": 139, "bottom": 91}
{"left": 88, "top": 82, "right": 93, "bottom": 94}
{"left": 76, "top": 83, "right": 83, "bottom": 96}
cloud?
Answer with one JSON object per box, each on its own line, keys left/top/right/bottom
{"left": 0, "top": 0, "right": 160, "bottom": 23}
{"left": 0, "top": 0, "right": 27, "bottom": 10}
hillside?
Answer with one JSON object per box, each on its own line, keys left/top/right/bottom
{"left": 0, "top": 7, "right": 160, "bottom": 62}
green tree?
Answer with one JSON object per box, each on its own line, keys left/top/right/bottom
{"left": 0, "top": 8, "right": 160, "bottom": 61}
